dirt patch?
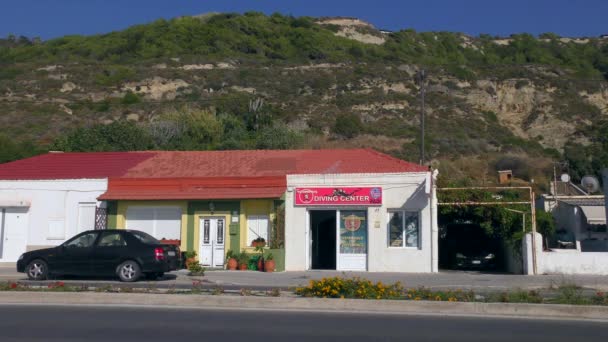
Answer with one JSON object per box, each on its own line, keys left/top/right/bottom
{"left": 122, "top": 77, "right": 190, "bottom": 100}
{"left": 335, "top": 27, "right": 385, "bottom": 45}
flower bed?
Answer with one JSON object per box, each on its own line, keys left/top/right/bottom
{"left": 295, "top": 276, "right": 608, "bottom": 305}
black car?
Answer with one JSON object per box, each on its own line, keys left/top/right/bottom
{"left": 17, "top": 229, "right": 180, "bottom": 282}
{"left": 441, "top": 224, "right": 499, "bottom": 271}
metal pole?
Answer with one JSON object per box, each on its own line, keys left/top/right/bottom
{"left": 602, "top": 169, "right": 608, "bottom": 243}
{"left": 553, "top": 163, "right": 558, "bottom": 211}
{"left": 530, "top": 189, "right": 537, "bottom": 275}
{"left": 417, "top": 70, "right": 426, "bottom": 165}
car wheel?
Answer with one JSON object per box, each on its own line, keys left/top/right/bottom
{"left": 26, "top": 259, "right": 49, "bottom": 280}
{"left": 116, "top": 260, "right": 141, "bottom": 282}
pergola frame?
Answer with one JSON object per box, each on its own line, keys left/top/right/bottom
{"left": 436, "top": 186, "right": 537, "bottom": 275}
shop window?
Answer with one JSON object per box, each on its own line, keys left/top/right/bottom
{"left": 388, "top": 210, "right": 420, "bottom": 248}
{"left": 247, "top": 215, "right": 269, "bottom": 245}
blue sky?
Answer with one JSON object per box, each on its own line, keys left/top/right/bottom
{"left": 1, "top": 0, "right": 606, "bottom": 40}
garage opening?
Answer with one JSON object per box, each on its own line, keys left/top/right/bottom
{"left": 437, "top": 187, "right": 536, "bottom": 274}
{"left": 125, "top": 206, "right": 181, "bottom": 241}
{"left": 310, "top": 210, "right": 336, "bottom": 270}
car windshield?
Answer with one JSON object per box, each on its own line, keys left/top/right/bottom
{"left": 129, "top": 230, "right": 160, "bottom": 245}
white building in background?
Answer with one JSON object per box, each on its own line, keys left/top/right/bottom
{"left": 523, "top": 181, "right": 608, "bottom": 275}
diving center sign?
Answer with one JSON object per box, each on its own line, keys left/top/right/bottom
{"left": 295, "top": 187, "right": 382, "bottom": 206}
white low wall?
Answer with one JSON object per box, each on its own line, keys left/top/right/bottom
{"left": 525, "top": 232, "right": 608, "bottom": 275}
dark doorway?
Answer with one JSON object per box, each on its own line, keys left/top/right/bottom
{"left": 310, "top": 210, "right": 336, "bottom": 270}
{"left": 439, "top": 223, "right": 504, "bottom": 272}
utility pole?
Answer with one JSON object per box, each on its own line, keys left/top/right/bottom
{"left": 416, "top": 69, "right": 427, "bottom": 165}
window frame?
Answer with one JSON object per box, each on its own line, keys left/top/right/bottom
{"left": 387, "top": 209, "right": 421, "bottom": 249}
{"left": 96, "top": 231, "right": 128, "bottom": 248}
{"left": 62, "top": 231, "right": 100, "bottom": 249}
{"left": 246, "top": 215, "right": 270, "bottom": 245}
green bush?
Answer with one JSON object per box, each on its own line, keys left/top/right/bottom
{"left": 333, "top": 113, "right": 363, "bottom": 139}
{"left": 51, "top": 120, "right": 155, "bottom": 152}
{"left": 121, "top": 91, "right": 140, "bottom": 105}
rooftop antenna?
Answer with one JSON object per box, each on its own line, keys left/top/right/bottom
{"left": 581, "top": 175, "right": 600, "bottom": 194}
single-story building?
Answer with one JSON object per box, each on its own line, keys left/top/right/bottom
{"left": 0, "top": 152, "right": 154, "bottom": 262}
{"left": 0, "top": 149, "right": 438, "bottom": 272}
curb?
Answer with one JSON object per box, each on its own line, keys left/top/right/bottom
{"left": 0, "top": 292, "right": 607, "bottom": 321}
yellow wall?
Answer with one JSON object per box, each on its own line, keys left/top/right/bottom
{"left": 114, "top": 199, "right": 276, "bottom": 257}
{"left": 240, "top": 199, "right": 275, "bottom": 252}
{"left": 115, "top": 200, "right": 189, "bottom": 251}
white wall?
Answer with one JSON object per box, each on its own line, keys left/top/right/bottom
{"left": 525, "top": 232, "right": 608, "bottom": 275}
{"left": 0, "top": 179, "right": 107, "bottom": 250}
{"left": 285, "top": 172, "right": 435, "bottom": 273}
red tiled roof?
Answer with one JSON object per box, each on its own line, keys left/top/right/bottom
{"left": 0, "top": 149, "right": 426, "bottom": 181}
{"left": 98, "top": 177, "right": 286, "bottom": 200}
{"left": 120, "top": 149, "right": 427, "bottom": 178}
{"left": 0, "top": 152, "right": 155, "bottom": 180}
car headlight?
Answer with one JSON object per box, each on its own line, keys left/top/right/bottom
{"left": 456, "top": 253, "right": 465, "bottom": 259}
{"left": 18, "top": 254, "right": 24, "bottom": 261}
{"left": 484, "top": 253, "right": 495, "bottom": 260}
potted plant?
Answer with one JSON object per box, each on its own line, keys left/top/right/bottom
{"left": 254, "top": 245, "right": 265, "bottom": 271}
{"left": 251, "top": 237, "right": 266, "bottom": 248}
{"left": 264, "top": 252, "right": 275, "bottom": 273}
{"left": 188, "top": 262, "right": 205, "bottom": 276}
{"left": 184, "top": 251, "right": 197, "bottom": 269}
{"left": 226, "top": 250, "right": 238, "bottom": 271}
{"left": 238, "top": 252, "right": 249, "bottom": 271}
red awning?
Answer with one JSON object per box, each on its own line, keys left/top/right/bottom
{"left": 98, "top": 176, "right": 286, "bottom": 200}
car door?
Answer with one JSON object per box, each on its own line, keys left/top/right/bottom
{"left": 90, "top": 231, "right": 129, "bottom": 275}
{"left": 54, "top": 231, "right": 99, "bottom": 275}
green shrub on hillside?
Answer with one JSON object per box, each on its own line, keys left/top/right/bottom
{"left": 333, "top": 113, "right": 363, "bottom": 139}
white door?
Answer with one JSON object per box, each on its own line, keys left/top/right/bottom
{"left": 199, "top": 217, "right": 225, "bottom": 268}
{"left": 0, "top": 208, "right": 29, "bottom": 261}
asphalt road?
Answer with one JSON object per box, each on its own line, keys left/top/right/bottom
{"left": 0, "top": 305, "right": 606, "bottom": 341}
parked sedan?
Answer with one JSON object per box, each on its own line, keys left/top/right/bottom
{"left": 17, "top": 230, "right": 180, "bottom": 282}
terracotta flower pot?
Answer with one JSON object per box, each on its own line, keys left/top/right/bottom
{"left": 265, "top": 260, "right": 276, "bottom": 273}
{"left": 251, "top": 241, "right": 266, "bottom": 248}
{"left": 227, "top": 258, "right": 238, "bottom": 270}
{"left": 185, "top": 258, "right": 197, "bottom": 269}
{"left": 257, "top": 257, "right": 265, "bottom": 271}
{"left": 238, "top": 263, "right": 248, "bottom": 271}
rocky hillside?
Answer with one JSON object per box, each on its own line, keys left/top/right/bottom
{"left": 1, "top": 12, "right": 608, "bottom": 187}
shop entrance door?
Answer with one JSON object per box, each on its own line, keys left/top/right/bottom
{"left": 337, "top": 210, "right": 368, "bottom": 271}
{"left": 310, "top": 210, "right": 336, "bottom": 270}
{"left": 199, "top": 217, "right": 225, "bottom": 268}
